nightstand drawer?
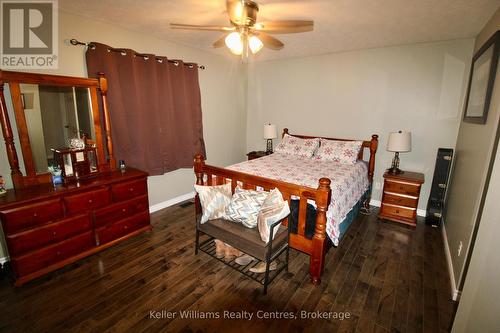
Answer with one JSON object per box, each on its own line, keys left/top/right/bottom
{"left": 383, "top": 193, "right": 418, "bottom": 208}
{"left": 381, "top": 204, "right": 416, "bottom": 219}
{"left": 384, "top": 180, "right": 420, "bottom": 196}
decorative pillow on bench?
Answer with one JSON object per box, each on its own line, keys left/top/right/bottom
{"left": 194, "top": 183, "right": 232, "bottom": 224}
{"left": 257, "top": 188, "right": 290, "bottom": 243}
{"left": 224, "top": 187, "right": 268, "bottom": 228}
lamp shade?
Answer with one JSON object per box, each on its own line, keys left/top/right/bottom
{"left": 264, "top": 124, "right": 277, "bottom": 139}
{"left": 387, "top": 131, "right": 411, "bottom": 152}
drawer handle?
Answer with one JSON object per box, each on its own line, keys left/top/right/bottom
{"left": 395, "top": 210, "right": 400, "bottom": 214}
{"left": 33, "top": 212, "right": 38, "bottom": 217}
{"left": 124, "top": 225, "right": 128, "bottom": 229}
{"left": 438, "top": 183, "right": 446, "bottom": 189}
{"left": 52, "top": 231, "right": 57, "bottom": 237}
{"left": 433, "top": 212, "right": 442, "bottom": 218}
{"left": 129, "top": 188, "right": 134, "bottom": 192}
{"left": 56, "top": 251, "right": 61, "bottom": 256}
{"left": 88, "top": 199, "right": 93, "bottom": 204}
{"left": 122, "top": 208, "right": 127, "bottom": 212}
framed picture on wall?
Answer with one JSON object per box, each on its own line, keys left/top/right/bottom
{"left": 463, "top": 30, "right": 499, "bottom": 124}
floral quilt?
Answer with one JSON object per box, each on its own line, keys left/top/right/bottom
{"left": 227, "top": 153, "right": 369, "bottom": 245}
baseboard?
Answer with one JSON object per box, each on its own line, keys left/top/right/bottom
{"left": 370, "top": 199, "right": 426, "bottom": 217}
{"left": 441, "top": 222, "right": 460, "bottom": 301}
{"left": 149, "top": 191, "right": 195, "bottom": 213}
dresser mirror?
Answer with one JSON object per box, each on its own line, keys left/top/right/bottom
{"left": 20, "top": 84, "right": 96, "bottom": 174}
{"left": 0, "top": 70, "right": 116, "bottom": 189}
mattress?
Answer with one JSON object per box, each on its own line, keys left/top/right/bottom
{"left": 227, "top": 153, "right": 370, "bottom": 245}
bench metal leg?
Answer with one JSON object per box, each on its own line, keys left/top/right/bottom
{"left": 263, "top": 260, "right": 271, "bottom": 295}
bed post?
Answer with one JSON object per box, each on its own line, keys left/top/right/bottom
{"left": 365, "top": 134, "right": 378, "bottom": 209}
{"left": 282, "top": 128, "right": 289, "bottom": 138}
{"left": 310, "top": 177, "right": 331, "bottom": 285}
{"left": 194, "top": 154, "right": 205, "bottom": 215}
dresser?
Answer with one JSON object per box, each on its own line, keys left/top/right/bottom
{"left": 0, "top": 168, "right": 151, "bottom": 286}
{"left": 378, "top": 171, "right": 425, "bottom": 227}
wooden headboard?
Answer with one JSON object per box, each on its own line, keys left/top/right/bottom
{"left": 282, "top": 128, "right": 379, "bottom": 183}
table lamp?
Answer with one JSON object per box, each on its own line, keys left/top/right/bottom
{"left": 264, "top": 124, "right": 277, "bottom": 154}
{"left": 386, "top": 131, "right": 411, "bottom": 174}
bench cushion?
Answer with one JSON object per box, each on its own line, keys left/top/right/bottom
{"left": 198, "top": 217, "right": 287, "bottom": 261}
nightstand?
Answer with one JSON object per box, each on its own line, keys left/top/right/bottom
{"left": 247, "top": 151, "right": 270, "bottom": 160}
{"left": 378, "top": 171, "right": 425, "bottom": 227}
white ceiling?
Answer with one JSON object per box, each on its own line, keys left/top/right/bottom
{"left": 60, "top": 0, "right": 500, "bottom": 61}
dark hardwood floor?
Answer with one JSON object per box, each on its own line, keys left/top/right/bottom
{"left": 0, "top": 203, "right": 455, "bottom": 333}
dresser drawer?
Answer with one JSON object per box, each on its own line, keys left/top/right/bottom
{"left": 6, "top": 214, "right": 91, "bottom": 257}
{"left": 96, "top": 211, "right": 150, "bottom": 245}
{"left": 1, "top": 199, "right": 63, "bottom": 234}
{"left": 384, "top": 180, "right": 420, "bottom": 196}
{"left": 64, "top": 188, "right": 110, "bottom": 215}
{"left": 11, "top": 231, "right": 94, "bottom": 277}
{"left": 94, "top": 195, "right": 149, "bottom": 228}
{"left": 111, "top": 179, "right": 147, "bottom": 202}
{"left": 380, "top": 203, "right": 416, "bottom": 219}
{"left": 383, "top": 193, "right": 418, "bottom": 208}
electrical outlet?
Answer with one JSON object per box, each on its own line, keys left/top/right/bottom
{"left": 458, "top": 241, "right": 463, "bottom": 257}
{"left": 374, "top": 181, "right": 382, "bottom": 190}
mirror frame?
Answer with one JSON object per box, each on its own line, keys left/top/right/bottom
{"left": 0, "top": 70, "right": 116, "bottom": 189}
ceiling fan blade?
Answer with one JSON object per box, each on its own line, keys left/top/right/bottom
{"left": 213, "top": 35, "right": 227, "bottom": 48}
{"left": 170, "top": 23, "right": 235, "bottom": 32}
{"left": 254, "top": 20, "right": 314, "bottom": 34}
{"left": 257, "top": 32, "right": 284, "bottom": 50}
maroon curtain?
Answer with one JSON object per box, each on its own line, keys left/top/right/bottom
{"left": 85, "top": 42, "right": 206, "bottom": 175}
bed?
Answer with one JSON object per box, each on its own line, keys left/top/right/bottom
{"left": 193, "top": 129, "right": 378, "bottom": 285}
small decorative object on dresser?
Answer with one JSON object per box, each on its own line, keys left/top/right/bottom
{"left": 52, "top": 147, "right": 99, "bottom": 183}
{"left": 247, "top": 151, "right": 270, "bottom": 161}
{"left": 264, "top": 124, "right": 277, "bottom": 154}
{"left": 386, "top": 131, "right": 412, "bottom": 175}
{"left": 378, "top": 171, "right": 424, "bottom": 227}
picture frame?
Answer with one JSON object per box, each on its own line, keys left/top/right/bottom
{"left": 463, "top": 30, "right": 500, "bottom": 124}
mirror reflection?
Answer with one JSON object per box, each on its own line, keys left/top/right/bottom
{"left": 20, "top": 84, "right": 95, "bottom": 174}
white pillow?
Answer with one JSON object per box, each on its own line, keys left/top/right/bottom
{"left": 224, "top": 187, "right": 268, "bottom": 228}
{"left": 257, "top": 188, "right": 290, "bottom": 243}
{"left": 194, "top": 183, "right": 232, "bottom": 224}
{"left": 274, "top": 134, "right": 320, "bottom": 158}
{"left": 314, "top": 138, "right": 363, "bottom": 164}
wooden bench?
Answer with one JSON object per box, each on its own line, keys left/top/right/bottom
{"left": 195, "top": 215, "right": 290, "bottom": 294}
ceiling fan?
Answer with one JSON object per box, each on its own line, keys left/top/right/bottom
{"left": 170, "top": 0, "right": 314, "bottom": 57}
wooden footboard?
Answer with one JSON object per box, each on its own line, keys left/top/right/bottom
{"left": 193, "top": 131, "right": 378, "bottom": 286}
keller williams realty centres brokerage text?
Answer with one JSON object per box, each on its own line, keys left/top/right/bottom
{"left": 149, "top": 310, "right": 352, "bottom": 321}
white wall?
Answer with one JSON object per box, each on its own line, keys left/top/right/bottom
{"left": 443, "top": 8, "right": 500, "bottom": 293}
{"left": 0, "top": 10, "right": 247, "bottom": 259}
{"left": 246, "top": 39, "right": 474, "bottom": 210}
{"left": 452, "top": 145, "right": 500, "bottom": 333}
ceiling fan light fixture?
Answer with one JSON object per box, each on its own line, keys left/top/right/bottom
{"left": 225, "top": 31, "right": 243, "bottom": 55}
{"left": 249, "top": 35, "right": 263, "bottom": 54}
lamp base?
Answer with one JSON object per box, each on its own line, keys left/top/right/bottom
{"left": 387, "top": 152, "right": 404, "bottom": 175}
{"left": 387, "top": 167, "right": 404, "bottom": 175}
{"left": 265, "top": 139, "right": 273, "bottom": 154}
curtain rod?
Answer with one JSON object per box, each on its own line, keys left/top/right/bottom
{"left": 69, "top": 39, "right": 206, "bottom": 70}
